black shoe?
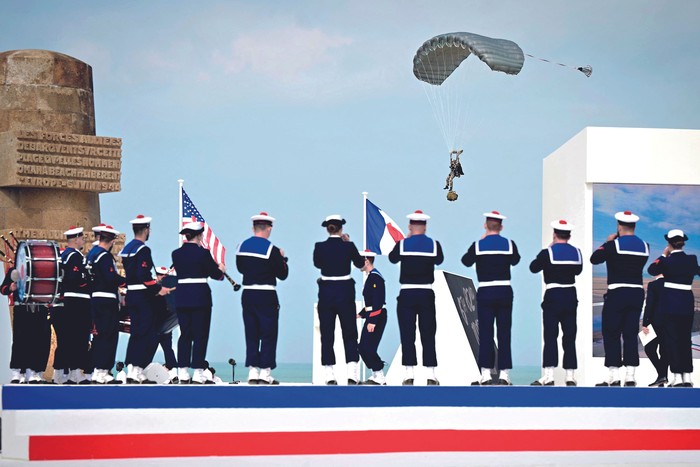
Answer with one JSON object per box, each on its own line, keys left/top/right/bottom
{"left": 258, "top": 379, "right": 280, "bottom": 385}
{"left": 648, "top": 377, "right": 668, "bottom": 387}
{"left": 203, "top": 380, "right": 216, "bottom": 385}
{"left": 247, "top": 379, "right": 259, "bottom": 385}
{"left": 326, "top": 380, "right": 338, "bottom": 385}
{"left": 27, "top": 380, "right": 41, "bottom": 385}
{"left": 179, "top": 379, "right": 191, "bottom": 385}
{"left": 126, "top": 378, "right": 139, "bottom": 384}
{"left": 362, "top": 380, "right": 381, "bottom": 385}
{"left": 595, "top": 381, "right": 609, "bottom": 387}
{"left": 531, "top": 379, "right": 554, "bottom": 386}
{"left": 170, "top": 376, "right": 179, "bottom": 384}
{"left": 141, "top": 379, "right": 157, "bottom": 385}
{"left": 610, "top": 380, "right": 621, "bottom": 386}
{"left": 497, "top": 379, "right": 512, "bottom": 386}
{"left": 624, "top": 381, "right": 637, "bottom": 387}
{"left": 480, "top": 379, "right": 494, "bottom": 386}
{"left": 566, "top": 380, "right": 577, "bottom": 387}
{"left": 427, "top": 378, "right": 440, "bottom": 386}
{"left": 107, "top": 379, "right": 122, "bottom": 385}
{"left": 470, "top": 380, "right": 481, "bottom": 386}
{"left": 64, "top": 380, "right": 77, "bottom": 385}
{"left": 78, "top": 379, "right": 92, "bottom": 385}
{"left": 347, "top": 379, "right": 358, "bottom": 385}
{"left": 10, "top": 379, "right": 20, "bottom": 384}
{"left": 402, "top": 378, "right": 414, "bottom": 386}
{"left": 683, "top": 382, "right": 694, "bottom": 388}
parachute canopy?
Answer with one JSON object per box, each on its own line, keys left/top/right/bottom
{"left": 413, "top": 32, "right": 525, "bottom": 85}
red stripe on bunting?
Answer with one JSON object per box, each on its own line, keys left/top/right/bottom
{"left": 30, "top": 429, "right": 700, "bottom": 460}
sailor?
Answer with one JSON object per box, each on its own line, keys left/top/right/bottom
{"left": 154, "top": 266, "right": 179, "bottom": 383}
{"left": 529, "top": 220, "right": 582, "bottom": 386}
{"left": 88, "top": 225, "right": 125, "bottom": 384}
{"left": 120, "top": 214, "right": 172, "bottom": 384}
{"left": 389, "top": 210, "right": 444, "bottom": 385}
{"left": 462, "top": 211, "right": 520, "bottom": 385}
{"left": 171, "top": 221, "right": 226, "bottom": 384}
{"left": 236, "top": 212, "right": 288, "bottom": 385}
{"left": 357, "top": 249, "right": 388, "bottom": 385}
{"left": 55, "top": 226, "right": 92, "bottom": 384}
{"left": 591, "top": 210, "right": 649, "bottom": 387}
{"left": 313, "top": 215, "right": 364, "bottom": 385}
{"left": 647, "top": 229, "right": 699, "bottom": 387}
{"left": 641, "top": 275, "right": 668, "bottom": 387}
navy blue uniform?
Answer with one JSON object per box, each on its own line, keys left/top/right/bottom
{"left": 1, "top": 268, "right": 51, "bottom": 373}
{"left": 313, "top": 236, "right": 364, "bottom": 366}
{"left": 462, "top": 234, "right": 520, "bottom": 370}
{"left": 590, "top": 235, "right": 649, "bottom": 368}
{"left": 171, "top": 242, "right": 224, "bottom": 369}
{"left": 648, "top": 251, "right": 700, "bottom": 374}
{"left": 120, "top": 239, "right": 162, "bottom": 369}
{"left": 358, "top": 269, "right": 387, "bottom": 372}
{"left": 389, "top": 235, "right": 444, "bottom": 367}
{"left": 88, "top": 245, "right": 125, "bottom": 371}
{"left": 530, "top": 243, "right": 582, "bottom": 369}
{"left": 641, "top": 278, "right": 668, "bottom": 379}
{"left": 55, "top": 247, "right": 92, "bottom": 372}
{"left": 236, "top": 236, "right": 289, "bottom": 370}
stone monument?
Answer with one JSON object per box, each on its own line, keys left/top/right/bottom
{"left": 0, "top": 49, "right": 122, "bottom": 246}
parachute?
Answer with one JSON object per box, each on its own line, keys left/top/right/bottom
{"left": 413, "top": 32, "right": 525, "bottom": 85}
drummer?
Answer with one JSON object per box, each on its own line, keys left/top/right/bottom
{"left": 1, "top": 263, "right": 51, "bottom": 384}
{"left": 88, "top": 225, "right": 126, "bottom": 384}
{"left": 55, "top": 226, "right": 92, "bottom": 384}
{"left": 120, "top": 214, "right": 172, "bottom": 384}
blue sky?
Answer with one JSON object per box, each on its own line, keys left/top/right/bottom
{"left": 2, "top": 1, "right": 700, "bottom": 367}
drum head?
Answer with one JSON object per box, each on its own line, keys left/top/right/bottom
{"left": 14, "top": 242, "right": 28, "bottom": 302}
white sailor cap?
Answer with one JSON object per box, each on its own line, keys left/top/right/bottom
{"left": 251, "top": 211, "right": 275, "bottom": 224}
{"left": 360, "top": 249, "right": 377, "bottom": 257}
{"left": 550, "top": 219, "right": 574, "bottom": 232}
{"left": 179, "top": 221, "right": 204, "bottom": 235}
{"left": 483, "top": 210, "right": 506, "bottom": 220}
{"left": 92, "top": 223, "right": 107, "bottom": 233}
{"left": 129, "top": 214, "right": 152, "bottom": 225}
{"left": 614, "top": 210, "right": 639, "bottom": 223}
{"left": 100, "top": 225, "right": 120, "bottom": 238}
{"left": 665, "top": 229, "right": 688, "bottom": 242}
{"left": 155, "top": 266, "right": 169, "bottom": 275}
{"left": 407, "top": 210, "right": 430, "bottom": 222}
{"left": 322, "top": 214, "right": 346, "bottom": 227}
{"left": 63, "top": 226, "right": 84, "bottom": 237}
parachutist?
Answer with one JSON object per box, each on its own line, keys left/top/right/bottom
{"left": 444, "top": 150, "right": 464, "bottom": 192}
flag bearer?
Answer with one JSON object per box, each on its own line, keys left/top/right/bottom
{"left": 591, "top": 211, "right": 649, "bottom": 387}
{"left": 462, "top": 211, "right": 520, "bottom": 385}
{"left": 313, "top": 215, "right": 364, "bottom": 385}
{"left": 389, "top": 210, "right": 444, "bottom": 385}
{"left": 357, "top": 250, "right": 387, "bottom": 385}
{"left": 172, "top": 222, "right": 226, "bottom": 384}
{"left": 236, "top": 212, "right": 288, "bottom": 385}
{"left": 529, "top": 220, "right": 582, "bottom": 386}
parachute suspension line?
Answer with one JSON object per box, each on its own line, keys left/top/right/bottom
{"left": 419, "top": 58, "right": 451, "bottom": 151}
{"left": 524, "top": 53, "right": 592, "bottom": 77}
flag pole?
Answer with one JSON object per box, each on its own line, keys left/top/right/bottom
{"left": 362, "top": 191, "right": 368, "bottom": 251}
{"left": 178, "top": 179, "right": 184, "bottom": 248}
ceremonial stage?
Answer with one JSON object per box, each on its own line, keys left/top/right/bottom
{"left": 2, "top": 384, "right": 700, "bottom": 462}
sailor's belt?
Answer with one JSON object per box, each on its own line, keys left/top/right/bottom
{"left": 63, "top": 292, "right": 91, "bottom": 299}
{"left": 126, "top": 284, "right": 147, "bottom": 291}
{"left": 320, "top": 275, "right": 352, "bottom": 281}
{"left": 479, "top": 280, "right": 511, "bottom": 288}
{"left": 243, "top": 284, "right": 276, "bottom": 291}
{"left": 178, "top": 278, "right": 208, "bottom": 284}
{"left": 92, "top": 292, "right": 117, "bottom": 299}
{"left": 400, "top": 284, "right": 432, "bottom": 290}
{"left": 545, "top": 283, "right": 575, "bottom": 290}
{"left": 608, "top": 283, "right": 643, "bottom": 290}
{"left": 665, "top": 282, "right": 692, "bottom": 291}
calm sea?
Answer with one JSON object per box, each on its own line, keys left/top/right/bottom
{"left": 209, "top": 362, "right": 542, "bottom": 385}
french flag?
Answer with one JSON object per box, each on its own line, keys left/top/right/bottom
{"left": 366, "top": 199, "right": 405, "bottom": 255}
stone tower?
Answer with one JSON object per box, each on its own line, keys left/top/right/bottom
{"left": 0, "top": 49, "right": 122, "bottom": 245}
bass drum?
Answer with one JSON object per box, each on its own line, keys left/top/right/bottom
{"left": 14, "top": 240, "right": 60, "bottom": 305}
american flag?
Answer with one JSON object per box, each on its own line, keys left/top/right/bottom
{"left": 181, "top": 187, "right": 226, "bottom": 265}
